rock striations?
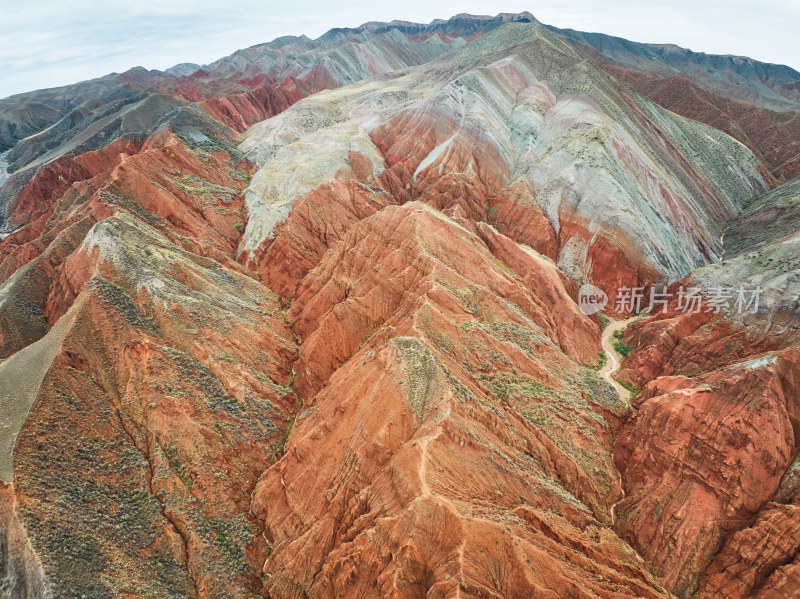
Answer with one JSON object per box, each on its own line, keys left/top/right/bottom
{"left": 0, "top": 11, "right": 799, "bottom": 599}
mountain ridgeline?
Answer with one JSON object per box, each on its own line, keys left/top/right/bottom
{"left": 1, "top": 12, "right": 799, "bottom": 599}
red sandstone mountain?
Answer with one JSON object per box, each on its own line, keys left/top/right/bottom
{"left": 1, "top": 12, "right": 799, "bottom": 599}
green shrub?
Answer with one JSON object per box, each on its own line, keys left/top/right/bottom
{"left": 489, "top": 378, "right": 511, "bottom": 401}
{"left": 615, "top": 378, "right": 640, "bottom": 398}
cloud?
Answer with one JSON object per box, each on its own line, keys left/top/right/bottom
{"left": 0, "top": 0, "right": 798, "bottom": 99}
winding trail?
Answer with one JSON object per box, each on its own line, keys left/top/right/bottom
{"left": 598, "top": 316, "right": 637, "bottom": 403}
{"left": 598, "top": 316, "right": 638, "bottom": 528}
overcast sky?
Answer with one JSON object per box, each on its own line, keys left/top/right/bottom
{"left": 2, "top": 0, "right": 799, "bottom": 99}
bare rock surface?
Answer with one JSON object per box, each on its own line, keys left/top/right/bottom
{"left": 0, "top": 11, "right": 799, "bottom": 599}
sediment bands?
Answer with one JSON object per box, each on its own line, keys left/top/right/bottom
{"left": 1, "top": 11, "right": 799, "bottom": 599}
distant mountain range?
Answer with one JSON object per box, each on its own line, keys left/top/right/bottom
{"left": 1, "top": 12, "right": 799, "bottom": 599}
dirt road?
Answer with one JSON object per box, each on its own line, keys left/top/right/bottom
{"left": 598, "top": 316, "right": 637, "bottom": 403}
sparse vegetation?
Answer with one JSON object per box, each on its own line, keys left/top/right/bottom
{"left": 177, "top": 129, "right": 242, "bottom": 160}
{"left": 612, "top": 329, "right": 630, "bottom": 356}
{"left": 522, "top": 406, "right": 548, "bottom": 426}
{"left": 163, "top": 445, "right": 192, "bottom": 488}
{"left": 89, "top": 277, "right": 159, "bottom": 334}
{"left": 170, "top": 174, "right": 237, "bottom": 203}
{"left": 161, "top": 345, "right": 240, "bottom": 414}
{"left": 615, "top": 378, "right": 640, "bottom": 398}
{"left": 394, "top": 337, "right": 438, "bottom": 418}
{"left": 198, "top": 515, "right": 252, "bottom": 572}
{"left": 489, "top": 378, "right": 511, "bottom": 401}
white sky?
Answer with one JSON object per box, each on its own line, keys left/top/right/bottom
{"left": 1, "top": 0, "right": 799, "bottom": 99}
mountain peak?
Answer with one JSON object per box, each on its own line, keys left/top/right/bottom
{"left": 1, "top": 11, "right": 799, "bottom": 599}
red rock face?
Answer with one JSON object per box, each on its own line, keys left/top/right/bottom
{"left": 0, "top": 115, "right": 303, "bottom": 596}
{"left": 0, "top": 126, "right": 253, "bottom": 360}
{"left": 486, "top": 182, "right": 558, "bottom": 260}
{"left": 10, "top": 267, "right": 298, "bottom": 597}
{"left": 253, "top": 203, "right": 659, "bottom": 597}
{"left": 0, "top": 138, "right": 141, "bottom": 274}
{"left": 190, "top": 74, "right": 316, "bottom": 131}
{"left": 253, "top": 179, "right": 395, "bottom": 299}
{"left": 615, "top": 351, "right": 799, "bottom": 594}
{"left": 698, "top": 502, "right": 800, "bottom": 598}
{"left": 1, "top": 12, "right": 800, "bottom": 599}
{"left": 609, "top": 302, "right": 800, "bottom": 597}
